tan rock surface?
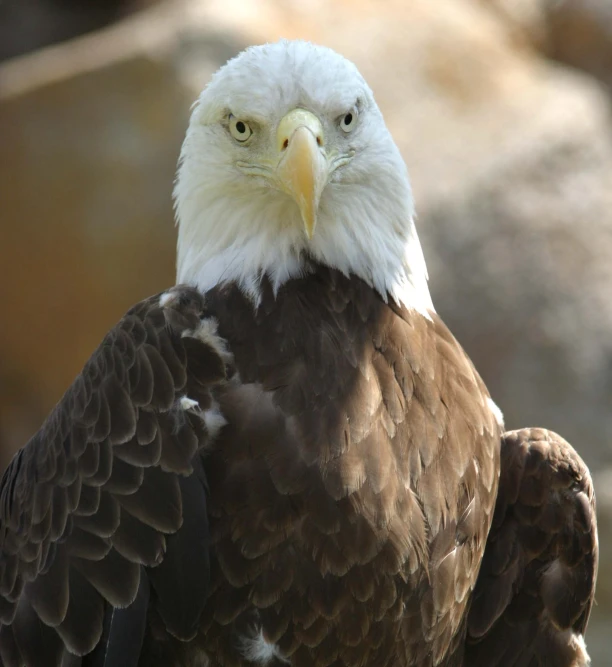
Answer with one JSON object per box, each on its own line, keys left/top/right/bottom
{"left": 477, "top": 0, "right": 548, "bottom": 49}
{"left": 0, "top": 49, "right": 189, "bottom": 430}
{"left": 483, "top": 0, "right": 612, "bottom": 88}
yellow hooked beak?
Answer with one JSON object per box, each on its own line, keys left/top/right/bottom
{"left": 276, "top": 109, "right": 327, "bottom": 239}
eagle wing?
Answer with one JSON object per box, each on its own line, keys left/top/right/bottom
{"left": 466, "top": 428, "right": 598, "bottom": 666}
{"left": 0, "top": 286, "right": 225, "bottom": 666}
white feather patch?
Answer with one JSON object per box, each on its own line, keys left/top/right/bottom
{"left": 180, "top": 396, "right": 199, "bottom": 411}
{"left": 486, "top": 398, "right": 504, "bottom": 428}
{"left": 179, "top": 396, "right": 227, "bottom": 443}
{"left": 570, "top": 633, "right": 590, "bottom": 666}
{"left": 183, "top": 317, "right": 233, "bottom": 364}
{"left": 202, "top": 398, "right": 227, "bottom": 440}
{"left": 158, "top": 291, "right": 176, "bottom": 308}
{"left": 238, "top": 629, "right": 289, "bottom": 665}
{"left": 557, "top": 629, "right": 590, "bottom": 667}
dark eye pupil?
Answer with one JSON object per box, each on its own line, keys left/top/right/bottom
{"left": 236, "top": 121, "right": 246, "bottom": 134}
{"left": 344, "top": 113, "right": 353, "bottom": 125}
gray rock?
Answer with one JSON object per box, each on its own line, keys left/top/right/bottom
{"left": 546, "top": 0, "right": 612, "bottom": 89}
{"left": 0, "top": 0, "right": 142, "bottom": 63}
{"left": 484, "top": 0, "right": 612, "bottom": 89}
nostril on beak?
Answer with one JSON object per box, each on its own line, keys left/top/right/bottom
{"left": 280, "top": 130, "right": 322, "bottom": 152}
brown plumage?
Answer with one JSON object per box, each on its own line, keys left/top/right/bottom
{"left": 466, "top": 428, "right": 598, "bottom": 666}
{"left": 191, "top": 268, "right": 499, "bottom": 667}
{"left": 0, "top": 274, "right": 598, "bottom": 667}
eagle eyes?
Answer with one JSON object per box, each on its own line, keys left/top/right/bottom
{"left": 229, "top": 115, "right": 253, "bottom": 142}
{"left": 228, "top": 109, "right": 357, "bottom": 142}
{"left": 339, "top": 108, "right": 358, "bottom": 133}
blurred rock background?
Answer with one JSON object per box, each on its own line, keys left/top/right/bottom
{"left": 0, "top": 0, "right": 610, "bottom": 659}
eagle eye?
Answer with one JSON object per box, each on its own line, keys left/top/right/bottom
{"left": 229, "top": 115, "right": 253, "bottom": 142}
{"left": 339, "top": 108, "right": 358, "bottom": 133}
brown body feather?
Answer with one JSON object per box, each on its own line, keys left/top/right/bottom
{"left": 466, "top": 428, "right": 598, "bottom": 666}
{"left": 187, "top": 266, "right": 500, "bottom": 667}
{"left": 0, "top": 270, "right": 598, "bottom": 667}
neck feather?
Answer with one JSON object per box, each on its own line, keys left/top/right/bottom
{"left": 175, "top": 150, "right": 434, "bottom": 317}
{"left": 176, "top": 209, "right": 433, "bottom": 318}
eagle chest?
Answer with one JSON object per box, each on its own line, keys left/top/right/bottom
{"left": 198, "top": 275, "right": 499, "bottom": 666}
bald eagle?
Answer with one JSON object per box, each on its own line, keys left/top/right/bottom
{"left": 0, "top": 41, "right": 598, "bottom": 667}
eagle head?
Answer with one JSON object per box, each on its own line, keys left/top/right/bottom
{"left": 174, "top": 40, "right": 433, "bottom": 316}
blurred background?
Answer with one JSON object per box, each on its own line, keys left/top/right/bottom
{"left": 0, "top": 0, "right": 611, "bottom": 659}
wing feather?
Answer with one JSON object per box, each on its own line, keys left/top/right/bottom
{"left": 0, "top": 286, "right": 228, "bottom": 666}
{"left": 466, "top": 428, "right": 598, "bottom": 666}
{"left": 147, "top": 457, "right": 210, "bottom": 641}
{"left": 86, "top": 568, "right": 150, "bottom": 667}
